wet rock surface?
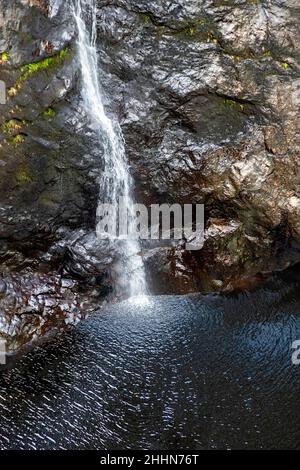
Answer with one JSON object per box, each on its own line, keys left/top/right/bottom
{"left": 0, "top": 0, "right": 104, "bottom": 350}
{"left": 97, "top": 0, "right": 300, "bottom": 291}
{"left": 0, "top": 0, "right": 299, "bottom": 350}
{"left": 0, "top": 270, "right": 84, "bottom": 353}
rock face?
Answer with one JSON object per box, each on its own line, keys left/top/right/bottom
{"left": 0, "top": 0, "right": 104, "bottom": 352}
{"left": 96, "top": 0, "right": 300, "bottom": 292}
{"left": 0, "top": 0, "right": 299, "bottom": 351}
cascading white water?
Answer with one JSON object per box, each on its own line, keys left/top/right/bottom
{"left": 49, "top": 0, "right": 61, "bottom": 17}
{"left": 73, "top": 0, "right": 147, "bottom": 299}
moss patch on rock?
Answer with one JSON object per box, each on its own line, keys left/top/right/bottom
{"left": 43, "top": 107, "right": 56, "bottom": 117}
{"left": 8, "top": 47, "right": 69, "bottom": 96}
{"left": 138, "top": 12, "right": 220, "bottom": 43}
{"left": 15, "top": 165, "right": 33, "bottom": 183}
{"left": 223, "top": 99, "right": 245, "bottom": 111}
{"left": 0, "top": 51, "right": 8, "bottom": 64}
{"left": 2, "top": 119, "right": 27, "bottom": 135}
{"left": 12, "top": 134, "right": 26, "bottom": 146}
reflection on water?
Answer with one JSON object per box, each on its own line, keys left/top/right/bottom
{"left": 1, "top": 267, "right": 300, "bottom": 449}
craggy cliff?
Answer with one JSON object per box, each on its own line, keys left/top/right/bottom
{"left": 0, "top": 0, "right": 299, "bottom": 352}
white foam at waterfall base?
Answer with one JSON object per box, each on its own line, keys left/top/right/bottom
{"left": 73, "top": 0, "right": 147, "bottom": 299}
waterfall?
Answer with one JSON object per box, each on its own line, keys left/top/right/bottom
{"left": 73, "top": 0, "right": 147, "bottom": 299}
{"left": 49, "top": 0, "right": 61, "bottom": 17}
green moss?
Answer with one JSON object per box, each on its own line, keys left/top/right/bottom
{"left": 138, "top": 13, "right": 215, "bottom": 41}
{"left": 1, "top": 51, "right": 8, "bottom": 63}
{"left": 219, "top": 41, "right": 280, "bottom": 63}
{"left": 138, "top": 12, "right": 166, "bottom": 29}
{"left": 2, "top": 119, "right": 27, "bottom": 135}
{"left": 20, "top": 47, "right": 68, "bottom": 74}
{"left": 171, "top": 19, "right": 214, "bottom": 40}
{"left": 281, "top": 62, "right": 289, "bottom": 69}
{"left": 14, "top": 47, "right": 69, "bottom": 90}
{"left": 38, "top": 194, "right": 57, "bottom": 207}
{"left": 12, "top": 134, "right": 25, "bottom": 146}
{"left": 0, "top": 51, "right": 9, "bottom": 66}
{"left": 140, "top": 13, "right": 152, "bottom": 24}
{"left": 223, "top": 99, "right": 237, "bottom": 107}
{"left": 227, "top": 49, "right": 290, "bottom": 68}
{"left": 15, "top": 165, "right": 32, "bottom": 183}
{"left": 138, "top": 12, "right": 168, "bottom": 36}
{"left": 223, "top": 99, "right": 245, "bottom": 111}
{"left": 178, "top": 24, "right": 197, "bottom": 36}
{"left": 43, "top": 107, "right": 56, "bottom": 117}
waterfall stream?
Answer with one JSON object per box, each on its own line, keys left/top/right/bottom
{"left": 73, "top": 0, "right": 147, "bottom": 299}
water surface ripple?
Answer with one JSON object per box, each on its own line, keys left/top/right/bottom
{"left": 1, "top": 270, "right": 300, "bottom": 449}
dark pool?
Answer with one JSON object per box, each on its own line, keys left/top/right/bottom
{"left": 1, "top": 268, "right": 300, "bottom": 450}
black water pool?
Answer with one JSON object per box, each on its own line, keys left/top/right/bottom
{"left": 1, "top": 269, "right": 300, "bottom": 450}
